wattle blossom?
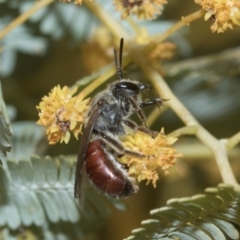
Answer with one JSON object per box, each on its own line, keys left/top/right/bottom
{"left": 115, "top": 0, "right": 167, "bottom": 20}
{"left": 195, "top": 0, "right": 240, "bottom": 32}
{"left": 36, "top": 85, "right": 90, "bottom": 144}
{"left": 118, "top": 129, "right": 181, "bottom": 187}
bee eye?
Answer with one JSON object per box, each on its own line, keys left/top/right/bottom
{"left": 112, "top": 82, "right": 140, "bottom": 100}
{"left": 115, "top": 82, "right": 139, "bottom": 91}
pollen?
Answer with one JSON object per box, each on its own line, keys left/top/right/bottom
{"left": 118, "top": 129, "right": 181, "bottom": 187}
{"left": 114, "top": 0, "right": 167, "bottom": 20}
{"left": 36, "top": 85, "right": 90, "bottom": 144}
{"left": 195, "top": 0, "right": 240, "bottom": 32}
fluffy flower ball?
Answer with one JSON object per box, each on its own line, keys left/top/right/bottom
{"left": 118, "top": 129, "right": 181, "bottom": 187}
{"left": 36, "top": 85, "right": 90, "bottom": 144}
{"left": 195, "top": 0, "right": 240, "bottom": 32}
{"left": 115, "top": 0, "right": 167, "bottom": 20}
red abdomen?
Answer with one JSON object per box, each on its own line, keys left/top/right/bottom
{"left": 85, "top": 139, "right": 138, "bottom": 198}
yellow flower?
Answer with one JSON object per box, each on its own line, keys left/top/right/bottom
{"left": 36, "top": 85, "right": 90, "bottom": 144}
{"left": 118, "top": 129, "right": 181, "bottom": 187}
{"left": 115, "top": 0, "right": 167, "bottom": 20}
{"left": 195, "top": 0, "right": 240, "bottom": 32}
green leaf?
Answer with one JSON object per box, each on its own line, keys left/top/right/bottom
{"left": 3, "top": 200, "right": 21, "bottom": 229}
{"left": 194, "top": 219, "right": 225, "bottom": 240}
{"left": 58, "top": 155, "right": 71, "bottom": 185}
{"left": 44, "top": 156, "right": 58, "bottom": 185}
{"left": 205, "top": 216, "right": 239, "bottom": 240}
{"left": 0, "top": 154, "right": 128, "bottom": 236}
{"left": 0, "top": 81, "right": 12, "bottom": 157}
{"left": 6, "top": 121, "right": 45, "bottom": 162}
{"left": 7, "top": 161, "right": 21, "bottom": 188}
{"left": 179, "top": 225, "right": 211, "bottom": 240}
{"left": 169, "top": 230, "right": 196, "bottom": 240}
{"left": 36, "top": 190, "right": 60, "bottom": 223}
{"left": 31, "top": 154, "right": 45, "bottom": 186}
{"left": 18, "top": 160, "right": 34, "bottom": 187}
{"left": 126, "top": 184, "right": 240, "bottom": 240}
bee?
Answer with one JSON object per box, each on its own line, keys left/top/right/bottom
{"left": 74, "top": 38, "right": 164, "bottom": 202}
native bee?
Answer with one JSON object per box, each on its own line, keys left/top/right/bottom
{"left": 74, "top": 38, "right": 163, "bottom": 202}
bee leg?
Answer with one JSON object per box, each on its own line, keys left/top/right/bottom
{"left": 140, "top": 98, "right": 166, "bottom": 109}
{"left": 122, "top": 119, "right": 157, "bottom": 138}
{"left": 93, "top": 130, "right": 147, "bottom": 158}
{"left": 128, "top": 96, "right": 147, "bottom": 128}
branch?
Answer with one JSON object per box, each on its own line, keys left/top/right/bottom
{"left": 168, "top": 126, "right": 198, "bottom": 138}
{"left": 153, "top": 9, "right": 205, "bottom": 43}
{"left": 0, "top": 0, "right": 54, "bottom": 40}
{"left": 175, "top": 140, "right": 240, "bottom": 160}
{"left": 143, "top": 9, "right": 205, "bottom": 54}
{"left": 223, "top": 131, "right": 240, "bottom": 150}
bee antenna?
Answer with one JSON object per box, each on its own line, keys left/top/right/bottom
{"left": 114, "top": 38, "right": 124, "bottom": 80}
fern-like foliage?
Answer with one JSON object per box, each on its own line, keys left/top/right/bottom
{"left": 7, "top": 121, "right": 46, "bottom": 162}
{"left": 125, "top": 184, "right": 240, "bottom": 240}
{"left": 0, "top": 81, "right": 12, "bottom": 157}
{"left": 0, "top": 155, "right": 127, "bottom": 239}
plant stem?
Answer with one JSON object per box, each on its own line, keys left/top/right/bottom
{"left": 168, "top": 126, "right": 198, "bottom": 138}
{"left": 0, "top": 0, "right": 54, "bottom": 40}
{"left": 153, "top": 9, "right": 205, "bottom": 43}
{"left": 224, "top": 131, "right": 240, "bottom": 150}
{"left": 143, "top": 9, "right": 205, "bottom": 54}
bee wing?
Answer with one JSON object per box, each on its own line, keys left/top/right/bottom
{"left": 74, "top": 100, "right": 104, "bottom": 203}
